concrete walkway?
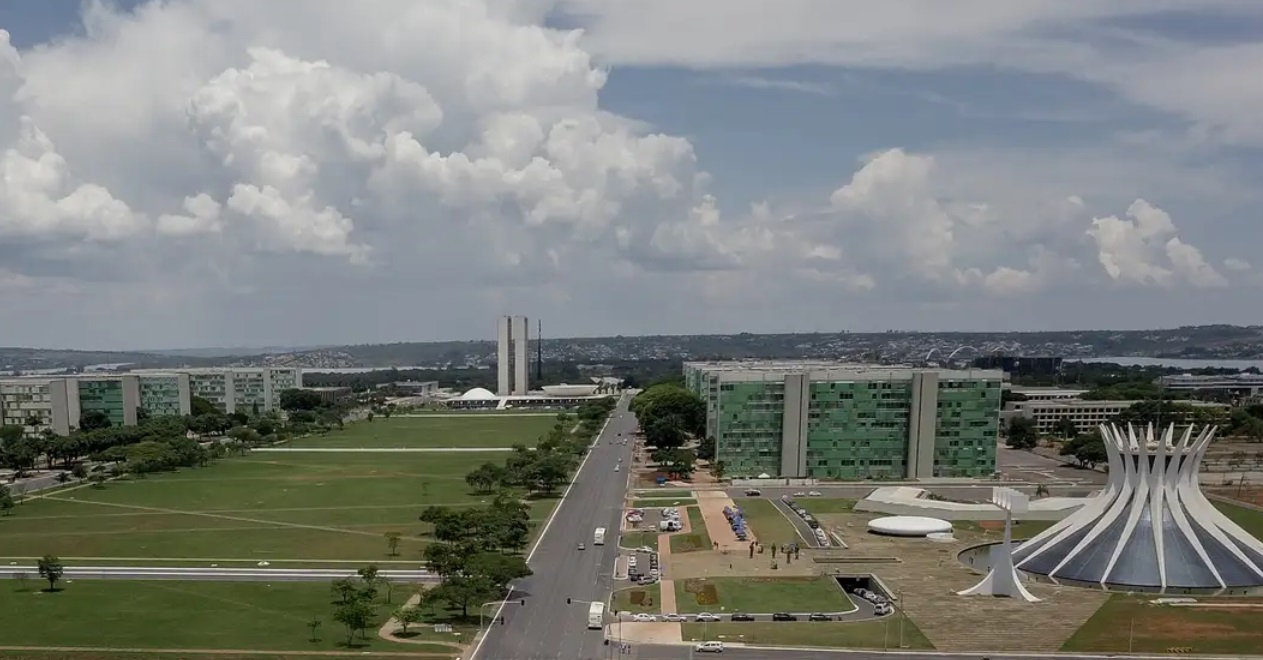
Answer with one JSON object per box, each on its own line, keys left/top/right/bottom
{"left": 656, "top": 532, "right": 678, "bottom": 615}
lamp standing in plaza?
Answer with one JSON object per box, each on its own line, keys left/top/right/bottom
{"left": 958, "top": 486, "right": 1041, "bottom": 602}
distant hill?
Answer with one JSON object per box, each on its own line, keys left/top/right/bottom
{"left": 5, "top": 325, "right": 1263, "bottom": 373}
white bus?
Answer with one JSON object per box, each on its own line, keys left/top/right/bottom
{"left": 588, "top": 601, "right": 606, "bottom": 629}
{"left": 594, "top": 527, "right": 606, "bottom": 545}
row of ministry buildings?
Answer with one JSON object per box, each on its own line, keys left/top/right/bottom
{"left": 685, "top": 361, "right": 1004, "bottom": 480}
{"left": 0, "top": 368, "right": 302, "bottom": 437}
{"left": 687, "top": 360, "right": 1238, "bottom": 482}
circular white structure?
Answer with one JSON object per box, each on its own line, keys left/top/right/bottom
{"left": 868, "top": 516, "right": 953, "bottom": 537}
{"left": 460, "top": 387, "right": 498, "bottom": 400}
{"left": 542, "top": 383, "right": 599, "bottom": 396}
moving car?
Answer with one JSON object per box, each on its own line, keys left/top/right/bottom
{"left": 664, "top": 613, "right": 687, "bottom": 622}
{"left": 694, "top": 641, "right": 725, "bottom": 653}
{"left": 729, "top": 613, "right": 755, "bottom": 622}
{"left": 614, "top": 466, "right": 620, "bottom": 472}
{"left": 771, "top": 612, "right": 798, "bottom": 621}
{"left": 808, "top": 613, "right": 832, "bottom": 621}
{"left": 695, "top": 613, "right": 722, "bottom": 622}
{"left": 743, "top": 488, "right": 762, "bottom": 496}
{"left": 808, "top": 490, "right": 822, "bottom": 497}
{"left": 578, "top": 542, "right": 585, "bottom": 550}
{"left": 632, "top": 613, "right": 657, "bottom": 622}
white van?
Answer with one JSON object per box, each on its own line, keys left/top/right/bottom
{"left": 588, "top": 601, "right": 606, "bottom": 629}
{"left": 594, "top": 527, "right": 606, "bottom": 545}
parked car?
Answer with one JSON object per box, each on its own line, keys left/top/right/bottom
{"left": 632, "top": 613, "right": 657, "bottom": 622}
{"left": 694, "top": 641, "right": 725, "bottom": 653}
{"left": 664, "top": 613, "right": 688, "bottom": 622}
{"left": 808, "top": 613, "right": 832, "bottom": 621}
{"left": 808, "top": 490, "right": 822, "bottom": 497}
{"left": 729, "top": 613, "right": 755, "bottom": 622}
{"left": 743, "top": 488, "right": 762, "bottom": 496}
{"left": 793, "top": 491, "right": 806, "bottom": 497}
{"left": 771, "top": 612, "right": 798, "bottom": 621}
{"left": 695, "top": 613, "right": 722, "bottom": 622}
{"left": 875, "top": 603, "right": 894, "bottom": 616}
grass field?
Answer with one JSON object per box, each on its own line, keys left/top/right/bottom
{"left": 631, "top": 490, "right": 693, "bottom": 499}
{"left": 798, "top": 498, "right": 855, "bottom": 514}
{"left": 0, "top": 580, "right": 460, "bottom": 654}
{"left": 669, "top": 507, "right": 712, "bottom": 554}
{"left": 0, "top": 451, "right": 556, "bottom": 562}
{"left": 682, "top": 619, "right": 933, "bottom": 650}
{"left": 286, "top": 415, "right": 560, "bottom": 449}
{"left": 620, "top": 530, "right": 659, "bottom": 550}
{"left": 611, "top": 583, "right": 661, "bottom": 614}
{"left": 631, "top": 498, "right": 697, "bottom": 508}
{"left": 733, "top": 498, "right": 799, "bottom": 545}
{"left": 674, "top": 576, "right": 855, "bottom": 614}
{"left": 1063, "top": 594, "right": 1263, "bottom": 654}
{"left": 953, "top": 519, "right": 1057, "bottom": 537}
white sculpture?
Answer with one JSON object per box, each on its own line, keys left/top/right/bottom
{"left": 959, "top": 487, "right": 1041, "bottom": 602}
{"left": 1013, "top": 423, "right": 1263, "bottom": 593}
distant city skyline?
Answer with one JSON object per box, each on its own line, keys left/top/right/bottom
{"left": 1, "top": 1, "right": 1261, "bottom": 350}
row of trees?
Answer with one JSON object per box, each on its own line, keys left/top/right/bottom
{"left": 630, "top": 382, "right": 705, "bottom": 449}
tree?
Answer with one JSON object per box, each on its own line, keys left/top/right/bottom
{"left": 709, "top": 459, "right": 727, "bottom": 481}
{"left": 384, "top": 531, "right": 402, "bottom": 557}
{"left": 190, "top": 395, "right": 220, "bottom": 417}
{"left": 366, "top": 411, "right": 375, "bottom": 423}
{"left": 1005, "top": 417, "right": 1038, "bottom": 450}
{"left": 465, "top": 552, "right": 532, "bottom": 589}
{"left": 279, "top": 388, "right": 325, "bottom": 412}
{"left": 465, "top": 462, "right": 503, "bottom": 494}
{"left": 37, "top": 555, "right": 64, "bottom": 592}
{"left": 0, "top": 484, "right": 14, "bottom": 516}
{"left": 1061, "top": 433, "right": 1108, "bottom": 469}
{"left": 1052, "top": 416, "right": 1078, "bottom": 439}
{"left": 307, "top": 619, "right": 322, "bottom": 643}
{"left": 332, "top": 597, "right": 376, "bottom": 646}
{"left": 427, "top": 574, "right": 496, "bottom": 618}
{"left": 331, "top": 577, "right": 359, "bottom": 605}
{"left": 79, "top": 410, "right": 113, "bottom": 432}
{"left": 422, "top": 542, "right": 466, "bottom": 578}
{"left": 394, "top": 605, "right": 423, "bottom": 636}
{"left": 696, "top": 436, "right": 716, "bottom": 461}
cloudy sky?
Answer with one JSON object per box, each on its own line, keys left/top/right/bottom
{"left": 2, "top": 1, "right": 1261, "bottom": 350}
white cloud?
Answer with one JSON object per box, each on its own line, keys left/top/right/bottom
{"left": 1224, "top": 257, "right": 1251, "bottom": 272}
{"left": 0, "top": 2, "right": 1256, "bottom": 347}
{"left": 557, "top": 0, "right": 1263, "bottom": 145}
{"left": 1087, "top": 199, "right": 1226, "bottom": 288}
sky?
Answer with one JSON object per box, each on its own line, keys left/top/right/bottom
{"left": 1, "top": 1, "right": 1262, "bottom": 350}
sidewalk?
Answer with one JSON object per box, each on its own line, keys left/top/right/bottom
{"left": 656, "top": 531, "right": 678, "bottom": 615}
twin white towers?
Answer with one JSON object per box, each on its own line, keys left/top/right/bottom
{"left": 496, "top": 315, "right": 530, "bottom": 396}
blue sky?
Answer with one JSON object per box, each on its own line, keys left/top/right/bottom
{"left": 0, "top": 1, "right": 1261, "bottom": 349}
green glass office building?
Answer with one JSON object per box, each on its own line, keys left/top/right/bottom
{"left": 685, "top": 361, "right": 1003, "bottom": 479}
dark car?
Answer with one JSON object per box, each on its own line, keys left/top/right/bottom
{"left": 771, "top": 613, "right": 798, "bottom": 621}
{"left": 729, "top": 613, "right": 755, "bottom": 622}
{"left": 808, "top": 613, "right": 832, "bottom": 622}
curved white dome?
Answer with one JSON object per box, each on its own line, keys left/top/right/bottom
{"left": 461, "top": 387, "right": 498, "bottom": 400}
{"left": 542, "top": 384, "right": 599, "bottom": 396}
{"left": 868, "top": 516, "right": 953, "bottom": 537}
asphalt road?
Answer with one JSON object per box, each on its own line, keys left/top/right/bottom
{"left": 0, "top": 565, "right": 436, "bottom": 582}
{"left": 769, "top": 497, "right": 826, "bottom": 547}
{"left": 471, "top": 393, "right": 640, "bottom": 660}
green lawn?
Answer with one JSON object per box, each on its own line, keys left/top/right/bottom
{"left": 620, "top": 530, "right": 660, "bottom": 550}
{"left": 631, "top": 498, "right": 697, "bottom": 508}
{"left": 1216, "top": 500, "right": 1263, "bottom": 537}
{"left": 799, "top": 498, "right": 855, "bottom": 514}
{"left": 953, "top": 519, "right": 1057, "bottom": 537}
{"left": 669, "top": 507, "right": 712, "bottom": 553}
{"left": 733, "top": 498, "right": 799, "bottom": 545}
{"left": 1063, "top": 594, "right": 1263, "bottom": 654}
{"left": 631, "top": 489, "right": 694, "bottom": 498}
{"left": 682, "top": 619, "right": 933, "bottom": 650}
{"left": 286, "top": 415, "right": 561, "bottom": 448}
{"left": 611, "top": 583, "right": 661, "bottom": 614}
{"left": 0, "top": 579, "right": 460, "bottom": 654}
{"left": 0, "top": 451, "right": 557, "bottom": 562}
{"left": 674, "top": 576, "right": 855, "bottom": 614}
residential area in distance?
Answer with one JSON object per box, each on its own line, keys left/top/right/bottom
{"left": 3, "top": 322, "right": 1263, "bottom": 659}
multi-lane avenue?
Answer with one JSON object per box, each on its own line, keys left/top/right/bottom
{"left": 470, "top": 393, "right": 640, "bottom": 660}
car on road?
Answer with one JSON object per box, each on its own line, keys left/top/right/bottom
{"left": 743, "top": 488, "right": 762, "bottom": 496}
{"left": 578, "top": 543, "right": 585, "bottom": 550}
{"left": 807, "top": 490, "right": 822, "bottom": 497}
{"left": 694, "top": 641, "right": 725, "bottom": 653}
{"left": 771, "top": 612, "right": 798, "bottom": 621}
{"left": 793, "top": 491, "right": 807, "bottom": 497}
{"left": 636, "top": 546, "right": 655, "bottom": 553}
{"left": 614, "top": 466, "right": 620, "bottom": 472}
{"left": 695, "top": 613, "right": 722, "bottom": 622}
{"left": 664, "top": 613, "right": 688, "bottom": 622}
{"left": 729, "top": 613, "right": 755, "bottom": 621}
{"left": 875, "top": 603, "right": 894, "bottom": 616}
{"left": 808, "top": 613, "right": 832, "bottom": 621}
{"left": 632, "top": 613, "right": 657, "bottom": 622}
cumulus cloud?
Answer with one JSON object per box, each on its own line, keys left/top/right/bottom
{"left": 1087, "top": 199, "right": 1226, "bottom": 288}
